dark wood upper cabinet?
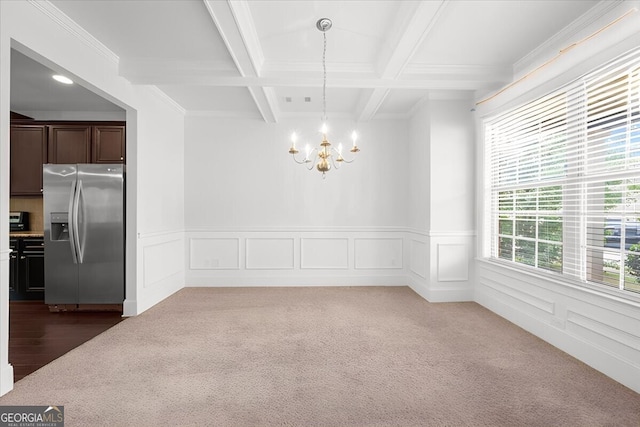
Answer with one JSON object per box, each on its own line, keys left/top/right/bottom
{"left": 48, "top": 125, "right": 91, "bottom": 164}
{"left": 92, "top": 125, "right": 125, "bottom": 163}
{"left": 10, "top": 125, "right": 47, "bottom": 195}
{"left": 10, "top": 120, "right": 125, "bottom": 197}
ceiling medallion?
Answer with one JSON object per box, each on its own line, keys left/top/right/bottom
{"left": 288, "top": 18, "right": 360, "bottom": 178}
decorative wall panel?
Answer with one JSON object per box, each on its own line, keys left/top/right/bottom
{"left": 410, "top": 239, "right": 427, "bottom": 278}
{"left": 246, "top": 238, "right": 294, "bottom": 270}
{"left": 354, "top": 238, "right": 403, "bottom": 269}
{"left": 143, "top": 238, "right": 183, "bottom": 288}
{"left": 437, "top": 243, "right": 468, "bottom": 281}
{"left": 189, "top": 238, "right": 239, "bottom": 270}
{"left": 300, "top": 238, "right": 349, "bottom": 269}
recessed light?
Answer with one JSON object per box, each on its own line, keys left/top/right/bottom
{"left": 52, "top": 75, "right": 73, "bottom": 85}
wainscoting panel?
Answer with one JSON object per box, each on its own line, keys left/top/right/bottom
{"left": 476, "top": 260, "right": 640, "bottom": 393}
{"left": 246, "top": 238, "right": 294, "bottom": 270}
{"left": 184, "top": 228, "right": 472, "bottom": 297}
{"left": 566, "top": 309, "right": 640, "bottom": 366}
{"left": 354, "top": 238, "right": 403, "bottom": 269}
{"left": 409, "top": 239, "right": 427, "bottom": 278}
{"left": 301, "top": 238, "right": 349, "bottom": 270}
{"left": 479, "top": 272, "right": 555, "bottom": 316}
{"left": 190, "top": 238, "right": 240, "bottom": 270}
{"left": 143, "top": 238, "right": 184, "bottom": 288}
{"left": 130, "top": 230, "right": 186, "bottom": 317}
{"left": 437, "top": 243, "right": 468, "bottom": 281}
{"left": 185, "top": 228, "right": 410, "bottom": 287}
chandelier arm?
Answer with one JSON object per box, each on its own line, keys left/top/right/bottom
{"left": 306, "top": 158, "right": 317, "bottom": 170}
{"left": 290, "top": 153, "right": 309, "bottom": 165}
{"left": 305, "top": 148, "right": 319, "bottom": 170}
{"left": 329, "top": 146, "right": 357, "bottom": 164}
{"left": 330, "top": 155, "right": 340, "bottom": 170}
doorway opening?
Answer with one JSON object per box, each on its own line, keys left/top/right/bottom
{"left": 8, "top": 47, "right": 128, "bottom": 382}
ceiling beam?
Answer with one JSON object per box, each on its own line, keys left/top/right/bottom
{"left": 355, "top": 0, "right": 449, "bottom": 122}
{"left": 203, "top": 0, "right": 279, "bottom": 123}
{"left": 123, "top": 75, "right": 505, "bottom": 91}
{"left": 121, "top": 61, "right": 509, "bottom": 90}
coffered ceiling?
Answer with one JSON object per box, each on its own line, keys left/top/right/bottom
{"left": 14, "top": 0, "right": 606, "bottom": 122}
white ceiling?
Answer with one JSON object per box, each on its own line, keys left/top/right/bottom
{"left": 12, "top": 0, "right": 604, "bottom": 122}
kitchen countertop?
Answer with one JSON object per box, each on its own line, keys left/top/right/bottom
{"left": 10, "top": 231, "right": 44, "bottom": 238}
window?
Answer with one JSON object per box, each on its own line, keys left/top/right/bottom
{"left": 486, "top": 48, "right": 640, "bottom": 295}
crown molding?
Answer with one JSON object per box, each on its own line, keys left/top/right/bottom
{"left": 279, "top": 111, "right": 356, "bottom": 120}
{"left": 514, "top": 0, "right": 625, "bottom": 75}
{"left": 149, "top": 86, "right": 186, "bottom": 116}
{"left": 186, "top": 110, "right": 262, "bottom": 119}
{"left": 404, "top": 63, "right": 511, "bottom": 79}
{"left": 370, "top": 112, "right": 412, "bottom": 121}
{"left": 27, "top": 0, "right": 119, "bottom": 65}
{"left": 120, "top": 58, "right": 238, "bottom": 77}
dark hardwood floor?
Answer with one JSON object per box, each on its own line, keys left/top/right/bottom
{"left": 9, "top": 301, "right": 124, "bottom": 381}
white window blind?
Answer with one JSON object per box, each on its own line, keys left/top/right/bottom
{"left": 486, "top": 48, "right": 640, "bottom": 294}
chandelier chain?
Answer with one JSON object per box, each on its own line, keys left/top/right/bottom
{"left": 322, "top": 31, "right": 327, "bottom": 122}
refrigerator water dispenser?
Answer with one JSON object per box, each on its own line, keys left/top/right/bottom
{"left": 50, "top": 212, "right": 70, "bottom": 241}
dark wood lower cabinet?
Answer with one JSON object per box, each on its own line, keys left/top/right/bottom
{"left": 10, "top": 237, "right": 45, "bottom": 301}
{"left": 9, "top": 239, "right": 18, "bottom": 294}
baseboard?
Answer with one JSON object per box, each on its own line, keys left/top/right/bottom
{"left": 408, "top": 276, "right": 474, "bottom": 302}
{"left": 185, "top": 275, "right": 407, "bottom": 287}
{"left": 122, "top": 299, "right": 138, "bottom": 317}
{"left": 0, "top": 363, "right": 14, "bottom": 396}
{"left": 137, "top": 280, "right": 184, "bottom": 315}
{"left": 123, "top": 274, "right": 185, "bottom": 316}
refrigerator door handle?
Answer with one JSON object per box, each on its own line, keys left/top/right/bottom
{"left": 68, "top": 180, "right": 79, "bottom": 264}
{"left": 75, "top": 179, "right": 85, "bottom": 264}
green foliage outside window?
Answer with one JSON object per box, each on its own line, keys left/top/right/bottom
{"left": 497, "top": 186, "right": 563, "bottom": 272}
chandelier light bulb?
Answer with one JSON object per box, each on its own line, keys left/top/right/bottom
{"left": 291, "top": 132, "right": 297, "bottom": 147}
{"left": 321, "top": 122, "right": 328, "bottom": 135}
{"left": 338, "top": 143, "right": 343, "bottom": 155}
{"left": 351, "top": 131, "right": 358, "bottom": 145}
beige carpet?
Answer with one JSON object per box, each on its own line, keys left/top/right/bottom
{"left": 1, "top": 286, "right": 639, "bottom": 426}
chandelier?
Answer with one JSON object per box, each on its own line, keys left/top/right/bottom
{"left": 288, "top": 18, "right": 360, "bottom": 177}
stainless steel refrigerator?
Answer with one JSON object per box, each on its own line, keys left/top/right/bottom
{"left": 43, "top": 164, "right": 124, "bottom": 305}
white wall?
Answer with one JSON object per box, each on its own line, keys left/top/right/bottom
{"left": 408, "top": 102, "right": 430, "bottom": 232}
{"left": 475, "top": 0, "right": 640, "bottom": 393}
{"left": 0, "top": 1, "right": 186, "bottom": 396}
{"left": 128, "top": 86, "right": 185, "bottom": 315}
{"left": 407, "top": 99, "right": 476, "bottom": 303}
{"left": 184, "top": 116, "right": 409, "bottom": 286}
